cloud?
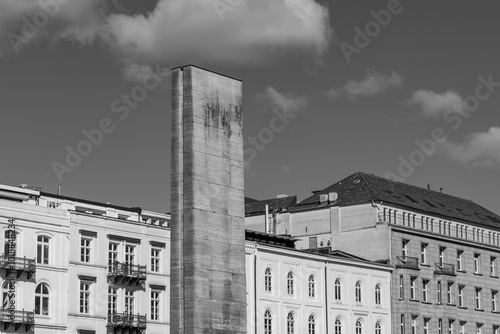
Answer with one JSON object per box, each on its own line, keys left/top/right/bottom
{"left": 55, "top": 0, "right": 332, "bottom": 66}
{"left": 256, "top": 86, "right": 308, "bottom": 114}
{"left": 325, "top": 69, "right": 403, "bottom": 99}
{"left": 408, "top": 90, "right": 464, "bottom": 117}
{"left": 439, "top": 127, "right": 500, "bottom": 168}
{"left": 118, "top": 59, "right": 159, "bottom": 82}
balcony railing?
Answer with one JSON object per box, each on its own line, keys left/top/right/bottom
{"left": 0, "top": 309, "right": 34, "bottom": 332}
{"left": 0, "top": 255, "right": 36, "bottom": 279}
{"left": 396, "top": 256, "right": 419, "bottom": 270}
{"left": 434, "top": 263, "right": 456, "bottom": 276}
{"left": 107, "top": 313, "right": 146, "bottom": 333}
{"left": 108, "top": 262, "right": 146, "bottom": 286}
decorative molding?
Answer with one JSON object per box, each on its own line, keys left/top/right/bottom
{"left": 371, "top": 273, "right": 388, "bottom": 279}
{"left": 283, "top": 260, "right": 301, "bottom": 267}
{"left": 352, "top": 271, "right": 369, "bottom": 277}
{"left": 330, "top": 268, "right": 348, "bottom": 273}
{"left": 260, "top": 257, "right": 279, "bottom": 263}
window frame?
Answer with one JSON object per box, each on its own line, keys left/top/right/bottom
{"left": 421, "top": 243, "right": 428, "bottom": 264}
{"left": 34, "top": 283, "right": 50, "bottom": 316}
{"left": 36, "top": 235, "right": 50, "bottom": 265}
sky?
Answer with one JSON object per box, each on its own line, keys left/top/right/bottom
{"left": 1, "top": 0, "right": 500, "bottom": 215}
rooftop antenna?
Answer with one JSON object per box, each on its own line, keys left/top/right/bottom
{"left": 427, "top": 184, "right": 431, "bottom": 190}
{"left": 57, "top": 185, "right": 61, "bottom": 195}
{"left": 440, "top": 187, "right": 444, "bottom": 193}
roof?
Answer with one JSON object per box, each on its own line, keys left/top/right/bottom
{"left": 292, "top": 172, "right": 500, "bottom": 228}
{"left": 245, "top": 230, "right": 296, "bottom": 248}
{"left": 245, "top": 196, "right": 297, "bottom": 216}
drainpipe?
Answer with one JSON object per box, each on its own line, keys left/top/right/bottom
{"left": 325, "top": 262, "right": 329, "bottom": 334}
{"left": 265, "top": 205, "right": 269, "bottom": 233}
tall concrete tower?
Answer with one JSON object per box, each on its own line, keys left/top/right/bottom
{"left": 170, "top": 65, "right": 246, "bottom": 334}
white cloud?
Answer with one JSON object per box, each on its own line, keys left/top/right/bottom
{"left": 118, "top": 59, "right": 157, "bottom": 82}
{"left": 408, "top": 90, "right": 464, "bottom": 117}
{"left": 256, "top": 86, "right": 308, "bottom": 114}
{"left": 325, "top": 69, "right": 403, "bottom": 99}
{"left": 439, "top": 127, "right": 500, "bottom": 168}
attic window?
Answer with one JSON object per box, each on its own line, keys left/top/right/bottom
{"left": 404, "top": 195, "right": 418, "bottom": 203}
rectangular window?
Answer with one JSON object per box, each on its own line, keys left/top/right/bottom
{"left": 125, "top": 244, "right": 135, "bottom": 265}
{"left": 492, "top": 290, "right": 498, "bottom": 312}
{"left": 424, "top": 318, "right": 430, "bottom": 334}
{"left": 437, "top": 281, "right": 442, "bottom": 304}
{"left": 491, "top": 257, "right": 497, "bottom": 276}
{"left": 475, "top": 288, "right": 482, "bottom": 309}
{"left": 474, "top": 253, "right": 481, "bottom": 274}
{"left": 108, "top": 287, "right": 117, "bottom": 315}
{"left": 401, "top": 314, "right": 405, "bottom": 334}
{"left": 438, "top": 319, "right": 442, "bottom": 334}
{"left": 108, "top": 242, "right": 119, "bottom": 270}
{"left": 439, "top": 247, "right": 446, "bottom": 266}
{"left": 151, "top": 290, "right": 161, "bottom": 320}
{"left": 460, "top": 322, "right": 466, "bottom": 334}
{"left": 411, "top": 316, "right": 417, "bottom": 334}
{"left": 421, "top": 243, "right": 428, "bottom": 264}
{"left": 457, "top": 250, "right": 463, "bottom": 271}
{"left": 447, "top": 282, "right": 454, "bottom": 305}
{"left": 448, "top": 320, "right": 454, "bottom": 334}
{"left": 410, "top": 277, "right": 416, "bottom": 300}
{"left": 37, "top": 236, "right": 50, "bottom": 264}
{"left": 151, "top": 247, "right": 161, "bottom": 273}
{"left": 80, "top": 237, "right": 92, "bottom": 263}
{"left": 399, "top": 275, "right": 404, "bottom": 299}
{"left": 79, "top": 281, "right": 91, "bottom": 314}
{"left": 402, "top": 239, "right": 409, "bottom": 258}
{"left": 493, "top": 325, "right": 499, "bottom": 334}
{"left": 125, "top": 290, "right": 135, "bottom": 314}
{"left": 458, "top": 285, "right": 465, "bottom": 307}
{"left": 422, "top": 280, "right": 429, "bottom": 302}
{"left": 477, "top": 323, "right": 483, "bottom": 334}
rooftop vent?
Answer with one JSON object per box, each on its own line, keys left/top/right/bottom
{"left": 319, "top": 194, "right": 328, "bottom": 204}
{"left": 328, "top": 192, "right": 338, "bottom": 203}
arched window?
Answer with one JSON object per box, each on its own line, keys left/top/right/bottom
{"left": 375, "top": 321, "right": 382, "bottom": 334}
{"left": 287, "top": 271, "right": 294, "bottom": 295}
{"left": 264, "top": 310, "right": 272, "bottom": 334}
{"left": 265, "top": 268, "right": 272, "bottom": 292}
{"left": 335, "top": 318, "right": 342, "bottom": 334}
{"left": 375, "top": 284, "right": 381, "bottom": 305}
{"left": 308, "top": 275, "right": 315, "bottom": 298}
{"left": 334, "top": 278, "right": 341, "bottom": 301}
{"left": 35, "top": 283, "right": 50, "bottom": 315}
{"left": 308, "top": 315, "right": 316, "bottom": 334}
{"left": 37, "top": 235, "right": 50, "bottom": 264}
{"left": 287, "top": 312, "right": 295, "bottom": 334}
{"left": 355, "top": 281, "right": 362, "bottom": 303}
{"left": 356, "top": 319, "right": 362, "bottom": 334}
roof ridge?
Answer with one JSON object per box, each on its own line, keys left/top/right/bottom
{"left": 356, "top": 172, "right": 378, "bottom": 201}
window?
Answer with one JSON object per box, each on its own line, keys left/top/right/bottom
{"left": 308, "top": 315, "right": 316, "bottom": 334}
{"left": 125, "top": 244, "right": 135, "bottom": 265}
{"left": 401, "top": 314, "right": 405, "bottom": 334}
{"left": 264, "top": 310, "right": 272, "bottom": 334}
{"left": 151, "top": 247, "right": 161, "bottom": 272}
{"left": 438, "top": 319, "right": 442, "bottom": 334}
{"left": 439, "top": 247, "right": 446, "bottom": 266}
{"left": 457, "top": 250, "right": 463, "bottom": 271}
{"left": 308, "top": 275, "right": 315, "bottom": 298}
{"left": 475, "top": 288, "right": 482, "bottom": 309}
{"left": 491, "top": 257, "right": 497, "bottom": 276}
{"left": 402, "top": 239, "right": 409, "bottom": 258}
{"left": 35, "top": 283, "right": 49, "bottom": 315}
{"left": 334, "top": 278, "right": 341, "bottom": 301}
{"left": 447, "top": 282, "right": 454, "bottom": 304}
{"left": 421, "top": 243, "right": 428, "bottom": 264}
{"left": 399, "top": 276, "right": 404, "bottom": 299}
{"left": 492, "top": 290, "right": 498, "bottom": 312}
{"left": 493, "top": 325, "right": 499, "bottom": 334}
{"left": 422, "top": 280, "right": 429, "bottom": 302}
{"left": 335, "top": 318, "right": 342, "bottom": 334}
{"left": 460, "top": 322, "right": 466, "bottom": 334}
{"left": 375, "top": 321, "right": 381, "bottom": 334}
{"left": 151, "top": 290, "right": 161, "bottom": 320}
{"left": 108, "top": 287, "right": 117, "bottom": 315}
{"left": 81, "top": 237, "right": 92, "bottom": 263}
{"left": 264, "top": 268, "right": 272, "bottom": 292}
{"left": 125, "top": 290, "right": 135, "bottom": 314}
{"left": 108, "top": 242, "right": 119, "bottom": 270}
{"left": 356, "top": 319, "right": 362, "bottom": 334}
{"left": 410, "top": 277, "right": 416, "bottom": 300}
{"left": 37, "top": 236, "right": 49, "bottom": 264}
{"left": 437, "top": 281, "right": 442, "bottom": 304}
{"left": 458, "top": 285, "right": 465, "bottom": 307}
{"left": 287, "top": 312, "right": 294, "bottom": 334}
{"left": 79, "top": 281, "right": 91, "bottom": 314}
{"left": 474, "top": 254, "right": 481, "bottom": 274}
{"left": 287, "top": 272, "right": 294, "bottom": 295}
{"left": 411, "top": 316, "right": 417, "bottom": 334}
{"left": 424, "top": 318, "right": 430, "bottom": 334}
{"left": 476, "top": 323, "right": 483, "bottom": 334}
{"left": 355, "top": 281, "right": 362, "bottom": 303}
{"left": 448, "top": 320, "right": 454, "bottom": 334}
{"left": 375, "top": 284, "right": 381, "bottom": 305}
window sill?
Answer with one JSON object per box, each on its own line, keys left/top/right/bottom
{"left": 421, "top": 301, "right": 432, "bottom": 305}
{"left": 421, "top": 263, "right": 431, "bottom": 267}
{"left": 490, "top": 275, "right": 499, "bottom": 279}
{"left": 456, "top": 270, "right": 466, "bottom": 273}
{"left": 458, "top": 306, "right": 467, "bottom": 309}
{"left": 474, "top": 272, "right": 483, "bottom": 276}
{"left": 410, "top": 299, "right": 420, "bottom": 303}
{"left": 475, "top": 308, "right": 484, "bottom": 312}
{"left": 491, "top": 311, "right": 500, "bottom": 314}
{"left": 34, "top": 315, "right": 50, "bottom": 319}
{"left": 447, "top": 303, "right": 456, "bottom": 306}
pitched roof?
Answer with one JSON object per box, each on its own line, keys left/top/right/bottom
{"left": 245, "top": 196, "right": 297, "bottom": 216}
{"left": 292, "top": 172, "right": 500, "bottom": 229}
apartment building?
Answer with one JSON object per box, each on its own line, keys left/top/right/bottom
{"left": 0, "top": 183, "right": 170, "bottom": 334}
{"left": 246, "top": 172, "right": 500, "bottom": 334}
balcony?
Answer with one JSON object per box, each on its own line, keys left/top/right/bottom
{"left": 396, "top": 256, "right": 420, "bottom": 270}
{"left": 434, "top": 263, "right": 456, "bottom": 276}
{"left": 0, "top": 309, "right": 34, "bottom": 332}
{"left": 0, "top": 256, "right": 36, "bottom": 279}
{"left": 108, "top": 262, "right": 146, "bottom": 286}
{"left": 107, "top": 313, "right": 146, "bottom": 334}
